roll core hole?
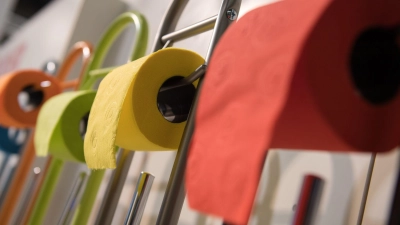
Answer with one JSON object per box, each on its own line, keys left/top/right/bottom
{"left": 157, "top": 76, "right": 196, "bottom": 123}
{"left": 350, "top": 26, "right": 400, "bottom": 105}
{"left": 18, "top": 85, "right": 44, "bottom": 112}
{"left": 79, "top": 112, "right": 89, "bottom": 139}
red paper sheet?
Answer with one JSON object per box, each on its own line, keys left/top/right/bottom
{"left": 186, "top": 0, "right": 400, "bottom": 224}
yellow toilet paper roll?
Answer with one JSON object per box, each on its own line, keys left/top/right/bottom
{"left": 35, "top": 91, "right": 96, "bottom": 162}
{"left": 31, "top": 11, "right": 149, "bottom": 225}
{"left": 84, "top": 47, "right": 204, "bottom": 169}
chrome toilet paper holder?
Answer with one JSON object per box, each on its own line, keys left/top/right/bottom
{"left": 97, "top": 0, "right": 242, "bottom": 225}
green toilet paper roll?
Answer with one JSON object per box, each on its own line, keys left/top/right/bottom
{"left": 35, "top": 91, "right": 96, "bottom": 162}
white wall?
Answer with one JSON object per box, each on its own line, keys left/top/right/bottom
{"left": 0, "top": 0, "right": 84, "bottom": 73}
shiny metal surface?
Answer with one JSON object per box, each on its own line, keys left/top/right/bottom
{"left": 0, "top": 164, "right": 16, "bottom": 206}
{"left": 388, "top": 151, "right": 400, "bottom": 225}
{"left": 124, "top": 172, "right": 155, "bottom": 225}
{"left": 14, "top": 167, "right": 41, "bottom": 225}
{"left": 151, "top": 0, "right": 189, "bottom": 51}
{"left": 357, "top": 153, "right": 376, "bottom": 225}
{"left": 156, "top": 1, "right": 241, "bottom": 224}
{"left": 42, "top": 60, "right": 59, "bottom": 75}
{"left": 292, "top": 175, "right": 324, "bottom": 225}
{"left": 205, "top": 0, "right": 241, "bottom": 63}
{"left": 95, "top": 149, "right": 134, "bottom": 225}
{"left": 58, "top": 172, "right": 87, "bottom": 225}
{"left": 161, "top": 15, "right": 217, "bottom": 44}
{"left": 159, "top": 64, "right": 207, "bottom": 92}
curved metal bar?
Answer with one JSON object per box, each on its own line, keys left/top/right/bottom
{"left": 80, "top": 11, "right": 148, "bottom": 90}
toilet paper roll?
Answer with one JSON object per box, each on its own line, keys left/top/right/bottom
{"left": 186, "top": 0, "right": 400, "bottom": 224}
{"left": 35, "top": 91, "right": 96, "bottom": 162}
{"left": 30, "top": 12, "right": 148, "bottom": 225}
{"left": 34, "top": 11, "right": 148, "bottom": 163}
{"left": 0, "top": 127, "right": 28, "bottom": 154}
{"left": 0, "top": 42, "right": 92, "bottom": 129}
{"left": 84, "top": 47, "right": 204, "bottom": 169}
{"left": 34, "top": 10, "right": 148, "bottom": 163}
{"left": 0, "top": 70, "right": 62, "bottom": 128}
{"left": 0, "top": 60, "right": 59, "bottom": 155}
{"left": 0, "top": 42, "right": 94, "bottom": 225}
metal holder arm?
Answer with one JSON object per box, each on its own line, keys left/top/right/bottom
{"left": 151, "top": 0, "right": 188, "bottom": 51}
{"left": 94, "top": 149, "right": 134, "bottom": 225}
{"left": 124, "top": 172, "right": 155, "bottom": 225}
{"left": 156, "top": 1, "right": 241, "bottom": 225}
{"left": 99, "top": 1, "right": 241, "bottom": 224}
{"left": 161, "top": 16, "right": 217, "bottom": 44}
{"left": 387, "top": 151, "right": 400, "bottom": 225}
{"left": 292, "top": 175, "right": 324, "bottom": 225}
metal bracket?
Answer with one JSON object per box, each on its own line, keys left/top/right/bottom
{"left": 156, "top": 1, "right": 242, "bottom": 225}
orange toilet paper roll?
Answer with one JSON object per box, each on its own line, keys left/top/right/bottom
{"left": 0, "top": 41, "right": 91, "bottom": 128}
{"left": 0, "top": 71, "right": 62, "bottom": 128}
{"left": 186, "top": 0, "right": 400, "bottom": 224}
{"left": 0, "top": 41, "right": 92, "bottom": 225}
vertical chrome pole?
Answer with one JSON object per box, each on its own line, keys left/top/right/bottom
{"left": 95, "top": 149, "right": 134, "bottom": 225}
{"left": 0, "top": 153, "right": 11, "bottom": 199}
{"left": 357, "top": 153, "right": 376, "bottom": 225}
{"left": 0, "top": 154, "right": 11, "bottom": 187}
{"left": 292, "top": 175, "right": 324, "bottom": 225}
{"left": 0, "top": 165, "right": 16, "bottom": 205}
{"left": 124, "top": 172, "right": 155, "bottom": 225}
{"left": 14, "top": 167, "right": 41, "bottom": 225}
{"left": 58, "top": 172, "right": 87, "bottom": 225}
{"left": 387, "top": 150, "right": 400, "bottom": 225}
{"left": 156, "top": 1, "right": 241, "bottom": 224}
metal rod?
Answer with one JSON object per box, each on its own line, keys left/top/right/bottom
{"left": 163, "top": 40, "right": 172, "bottom": 49}
{"left": 155, "top": 1, "right": 241, "bottom": 225}
{"left": 0, "top": 153, "right": 11, "bottom": 185}
{"left": 387, "top": 150, "right": 400, "bottom": 225}
{"left": 14, "top": 167, "right": 41, "bottom": 225}
{"left": 357, "top": 153, "right": 376, "bottom": 225}
{"left": 124, "top": 172, "right": 155, "bottom": 225}
{"left": 156, "top": 75, "right": 203, "bottom": 225}
{"left": 58, "top": 172, "right": 87, "bottom": 225}
{"left": 161, "top": 15, "right": 217, "bottom": 44}
{"left": 292, "top": 175, "right": 324, "bottom": 225}
{"left": 205, "top": 1, "right": 241, "bottom": 63}
{"left": 160, "top": 65, "right": 207, "bottom": 92}
{"left": 0, "top": 164, "right": 16, "bottom": 206}
{"left": 95, "top": 149, "right": 134, "bottom": 225}
{"left": 19, "top": 156, "right": 54, "bottom": 225}
{"left": 151, "top": 0, "right": 189, "bottom": 52}
{"left": 0, "top": 153, "right": 11, "bottom": 197}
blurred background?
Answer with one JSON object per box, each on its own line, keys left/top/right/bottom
{"left": 0, "top": 0, "right": 54, "bottom": 44}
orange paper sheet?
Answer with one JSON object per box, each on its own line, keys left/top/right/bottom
{"left": 186, "top": 0, "right": 400, "bottom": 224}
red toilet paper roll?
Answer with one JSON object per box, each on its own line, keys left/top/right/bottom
{"left": 186, "top": 0, "right": 400, "bottom": 224}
